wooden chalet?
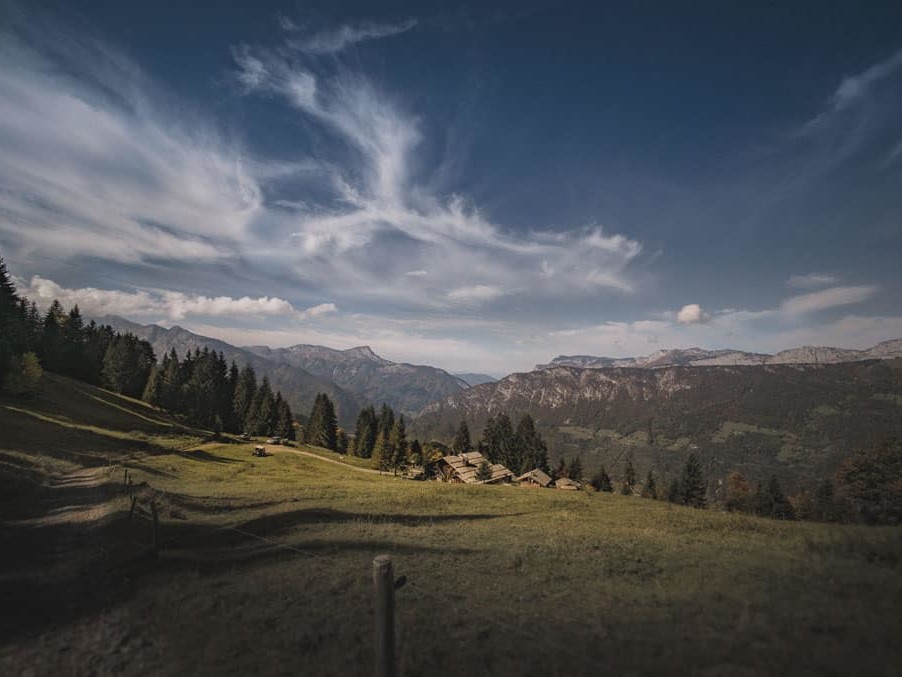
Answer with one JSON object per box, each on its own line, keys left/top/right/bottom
{"left": 516, "top": 468, "right": 553, "bottom": 488}
{"left": 553, "top": 477, "right": 581, "bottom": 490}
{"left": 437, "top": 452, "right": 514, "bottom": 485}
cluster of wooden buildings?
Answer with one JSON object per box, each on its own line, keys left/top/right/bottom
{"left": 434, "top": 452, "right": 581, "bottom": 489}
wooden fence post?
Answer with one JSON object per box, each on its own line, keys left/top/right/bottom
{"left": 123, "top": 468, "right": 129, "bottom": 489}
{"left": 128, "top": 495, "right": 138, "bottom": 521}
{"left": 150, "top": 500, "right": 159, "bottom": 556}
{"left": 373, "top": 555, "right": 396, "bottom": 677}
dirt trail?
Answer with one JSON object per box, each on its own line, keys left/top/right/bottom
{"left": 267, "top": 446, "right": 384, "bottom": 475}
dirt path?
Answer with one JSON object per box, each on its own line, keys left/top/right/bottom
{"left": 268, "top": 446, "right": 384, "bottom": 475}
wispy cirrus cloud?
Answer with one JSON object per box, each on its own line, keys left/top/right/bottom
{"left": 0, "top": 19, "right": 264, "bottom": 265}
{"left": 288, "top": 19, "right": 418, "bottom": 55}
{"left": 20, "top": 275, "right": 335, "bottom": 322}
{"left": 779, "top": 285, "right": 878, "bottom": 315}
{"left": 786, "top": 273, "right": 838, "bottom": 289}
{"left": 232, "top": 34, "right": 644, "bottom": 310}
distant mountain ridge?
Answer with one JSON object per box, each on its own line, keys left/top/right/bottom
{"left": 97, "top": 317, "right": 467, "bottom": 419}
{"left": 415, "top": 359, "right": 902, "bottom": 490}
{"left": 454, "top": 373, "right": 498, "bottom": 387}
{"left": 537, "top": 339, "right": 902, "bottom": 370}
{"left": 97, "top": 316, "right": 361, "bottom": 425}
{"left": 245, "top": 343, "right": 467, "bottom": 415}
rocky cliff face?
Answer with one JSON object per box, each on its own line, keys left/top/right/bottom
{"left": 415, "top": 360, "right": 902, "bottom": 489}
{"left": 538, "top": 339, "right": 902, "bottom": 370}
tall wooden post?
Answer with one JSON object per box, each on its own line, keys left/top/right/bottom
{"left": 373, "top": 555, "right": 396, "bottom": 677}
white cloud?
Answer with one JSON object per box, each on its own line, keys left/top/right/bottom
{"left": 786, "top": 273, "right": 838, "bottom": 289}
{"left": 831, "top": 49, "right": 902, "bottom": 112}
{"left": 288, "top": 19, "right": 417, "bottom": 55}
{"left": 447, "top": 285, "right": 506, "bottom": 303}
{"left": 779, "top": 285, "right": 878, "bottom": 315}
{"left": 405, "top": 269, "right": 427, "bottom": 277}
{"left": 20, "top": 275, "right": 332, "bottom": 322}
{"left": 232, "top": 36, "right": 644, "bottom": 310}
{"left": 676, "top": 303, "right": 709, "bottom": 325}
{"left": 0, "top": 24, "right": 264, "bottom": 264}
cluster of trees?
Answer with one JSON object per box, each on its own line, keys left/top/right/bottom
{"left": 724, "top": 439, "right": 902, "bottom": 525}
{"left": 143, "top": 351, "right": 294, "bottom": 437}
{"left": 349, "top": 402, "right": 425, "bottom": 473}
{"left": 474, "top": 413, "right": 550, "bottom": 474}
{"left": 1, "top": 259, "right": 153, "bottom": 397}
{"left": 587, "top": 453, "right": 707, "bottom": 508}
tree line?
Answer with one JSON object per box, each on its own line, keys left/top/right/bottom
{"left": 1, "top": 259, "right": 154, "bottom": 397}
{"left": 143, "top": 350, "right": 295, "bottom": 437}
{"left": 0, "top": 258, "right": 296, "bottom": 437}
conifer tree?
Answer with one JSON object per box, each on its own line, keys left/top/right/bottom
{"left": 353, "top": 405, "right": 378, "bottom": 458}
{"left": 590, "top": 465, "right": 613, "bottom": 492}
{"left": 667, "top": 478, "right": 681, "bottom": 503}
{"left": 452, "top": 419, "right": 471, "bottom": 454}
{"left": 232, "top": 364, "right": 257, "bottom": 433}
{"left": 378, "top": 403, "right": 395, "bottom": 439}
{"left": 371, "top": 430, "right": 391, "bottom": 472}
{"left": 680, "top": 454, "right": 707, "bottom": 508}
{"left": 515, "top": 414, "right": 549, "bottom": 474}
{"left": 621, "top": 454, "right": 637, "bottom": 495}
{"left": 409, "top": 439, "right": 423, "bottom": 466}
{"left": 567, "top": 457, "right": 583, "bottom": 482}
{"left": 641, "top": 471, "right": 658, "bottom": 499}
{"left": 476, "top": 460, "right": 493, "bottom": 482}
{"left": 765, "top": 475, "right": 795, "bottom": 520}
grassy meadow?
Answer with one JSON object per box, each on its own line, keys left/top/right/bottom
{"left": 1, "top": 374, "right": 901, "bottom": 676}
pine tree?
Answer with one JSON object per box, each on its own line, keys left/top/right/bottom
{"left": 621, "top": 454, "right": 637, "bottom": 495}
{"left": 371, "top": 430, "right": 392, "bottom": 472}
{"left": 553, "top": 458, "right": 567, "bottom": 480}
{"left": 680, "top": 454, "right": 706, "bottom": 508}
{"left": 389, "top": 416, "right": 408, "bottom": 474}
{"left": 232, "top": 364, "right": 257, "bottom": 433}
{"left": 353, "top": 405, "right": 378, "bottom": 457}
{"left": 590, "top": 465, "right": 613, "bottom": 492}
{"left": 409, "top": 439, "right": 423, "bottom": 466}
{"left": 567, "top": 457, "right": 583, "bottom": 482}
{"left": 476, "top": 460, "right": 493, "bottom": 482}
{"left": 452, "top": 420, "right": 471, "bottom": 454}
{"left": 378, "top": 403, "right": 395, "bottom": 439}
{"left": 765, "top": 475, "right": 795, "bottom": 520}
{"left": 641, "top": 471, "right": 658, "bottom": 499}
{"left": 515, "top": 414, "right": 549, "bottom": 474}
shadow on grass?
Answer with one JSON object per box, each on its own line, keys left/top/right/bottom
{"left": 0, "top": 503, "right": 479, "bottom": 647}
{"left": 175, "top": 449, "right": 240, "bottom": 464}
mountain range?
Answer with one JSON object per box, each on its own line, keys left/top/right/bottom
{"left": 415, "top": 359, "right": 902, "bottom": 490}
{"left": 536, "top": 339, "right": 902, "bottom": 370}
{"left": 98, "top": 317, "right": 466, "bottom": 424}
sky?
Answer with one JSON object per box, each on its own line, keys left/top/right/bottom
{"left": 1, "top": 1, "right": 902, "bottom": 376}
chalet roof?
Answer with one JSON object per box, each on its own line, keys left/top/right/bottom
{"left": 554, "top": 477, "right": 581, "bottom": 489}
{"left": 439, "top": 452, "right": 514, "bottom": 484}
{"left": 516, "top": 468, "right": 553, "bottom": 487}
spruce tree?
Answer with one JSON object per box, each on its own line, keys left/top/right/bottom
{"left": 452, "top": 420, "right": 471, "bottom": 454}
{"left": 353, "top": 405, "right": 377, "bottom": 458}
{"left": 680, "top": 454, "right": 707, "bottom": 508}
{"left": 476, "top": 460, "right": 493, "bottom": 482}
{"left": 641, "top": 471, "right": 658, "bottom": 499}
{"left": 765, "top": 475, "right": 795, "bottom": 520}
{"left": 590, "top": 465, "right": 613, "bottom": 492}
{"left": 667, "top": 478, "right": 681, "bottom": 503}
{"left": 409, "top": 439, "right": 423, "bottom": 466}
{"left": 515, "top": 414, "right": 549, "bottom": 474}
{"left": 567, "top": 457, "right": 583, "bottom": 482}
{"left": 232, "top": 364, "right": 257, "bottom": 433}
{"left": 371, "top": 430, "right": 391, "bottom": 472}
{"left": 623, "top": 455, "right": 637, "bottom": 494}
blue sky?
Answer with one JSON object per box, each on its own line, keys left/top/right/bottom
{"left": 1, "top": 1, "right": 901, "bottom": 375}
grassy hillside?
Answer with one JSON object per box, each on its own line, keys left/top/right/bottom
{"left": 1, "top": 374, "right": 901, "bottom": 675}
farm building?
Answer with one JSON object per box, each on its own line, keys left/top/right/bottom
{"left": 516, "top": 468, "right": 553, "bottom": 488}
{"left": 437, "top": 452, "right": 514, "bottom": 485}
{"left": 554, "top": 477, "right": 581, "bottom": 490}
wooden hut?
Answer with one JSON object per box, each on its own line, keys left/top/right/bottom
{"left": 516, "top": 468, "right": 553, "bottom": 488}
{"left": 553, "top": 477, "right": 581, "bottom": 490}
{"left": 437, "top": 452, "right": 514, "bottom": 484}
